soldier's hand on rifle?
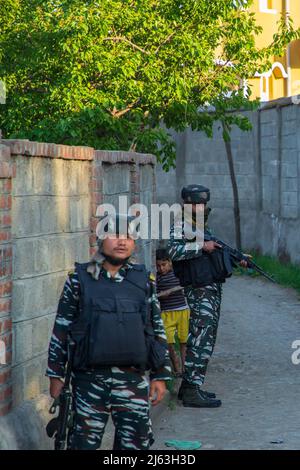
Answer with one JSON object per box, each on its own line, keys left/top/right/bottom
{"left": 203, "top": 241, "right": 222, "bottom": 253}
{"left": 239, "top": 254, "right": 252, "bottom": 269}
{"left": 239, "top": 260, "right": 248, "bottom": 268}
{"left": 149, "top": 380, "right": 166, "bottom": 406}
{"left": 50, "top": 377, "right": 64, "bottom": 399}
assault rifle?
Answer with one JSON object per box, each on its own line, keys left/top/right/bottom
{"left": 205, "top": 234, "right": 276, "bottom": 283}
{"left": 46, "top": 336, "right": 75, "bottom": 450}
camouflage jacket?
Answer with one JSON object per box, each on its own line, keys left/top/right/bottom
{"left": 46, "top": 253, "right": 172, "bottom": 382}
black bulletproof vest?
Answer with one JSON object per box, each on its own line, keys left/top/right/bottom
{"left": 172, "top": 248, "right": 233, "bottom": 288}
{"left": 70, "top": 262, "right": 149, "bottom": 369}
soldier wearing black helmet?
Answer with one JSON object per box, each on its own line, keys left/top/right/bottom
{"left": 167, "top": 184, "right": 245, "bottom": 408}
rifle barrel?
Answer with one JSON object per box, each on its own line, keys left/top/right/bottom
{"left": 209, "top": 235, "right": 276, "bottom": 283}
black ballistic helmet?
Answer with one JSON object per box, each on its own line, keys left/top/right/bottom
{"left": 181, "top": 184, "right": 210, "bottom": 204}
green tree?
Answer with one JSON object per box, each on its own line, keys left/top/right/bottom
{"left": 0, "top": 0, "right": 298, "bottom": 173}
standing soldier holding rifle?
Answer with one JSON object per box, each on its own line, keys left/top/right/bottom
{"left": 46, "top": 214, "right": 171, "bottom": 450}
{"left": 167, "top": 184, "right": 249, "bottom": 408}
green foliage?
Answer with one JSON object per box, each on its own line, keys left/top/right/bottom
{"left": 0, "top": 0, "right": 299, "bottom": 168}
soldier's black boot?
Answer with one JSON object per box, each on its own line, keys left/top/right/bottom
{"left": 182, "top": 384, "right": 222, "bottom": 408}
{"left": 178, "top": 381, "right": 216, "bottom": 400}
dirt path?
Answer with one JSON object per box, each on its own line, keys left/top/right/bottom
{"left": 152, "top": 276, "right": 300, "bottom": 450}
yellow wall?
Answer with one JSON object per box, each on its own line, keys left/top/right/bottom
{"left": 248, "top": 0, "right": 300, "bottom": 101}
{"left": 251, "top": 0, "right": 282, "bottom": 49}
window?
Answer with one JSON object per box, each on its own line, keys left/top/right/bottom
{"left": 261, "top": 76, "right": 269, "bottom": 102}
{"left": 259, "top": 0, "right": 277, "bottom": 13}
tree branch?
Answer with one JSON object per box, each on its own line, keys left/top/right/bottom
{"left": 154, "top": 31, "right": 177, "bottom": 55}
{"left": 103, "top": 36, "right": 150, "bottom": 55}
{"left": 108, "top": 98, "right": 141, "bottom": 118}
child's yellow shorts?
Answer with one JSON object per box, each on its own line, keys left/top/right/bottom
{"left": 161, "top": 308, "right": 190, "bottom": 344}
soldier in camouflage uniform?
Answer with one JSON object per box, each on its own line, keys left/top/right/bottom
{"left": 46, "top": 215, "right": 171, "bottom": 450}
{"left": 167, "top": 185, "right": 246, "bottom": 408}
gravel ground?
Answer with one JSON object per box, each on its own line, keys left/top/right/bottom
{"left": 152, "top": 276, "right": 300, "bottom": 450}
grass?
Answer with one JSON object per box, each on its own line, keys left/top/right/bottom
{"left": 234, "top": 252, "right": 300, "bottom": 295}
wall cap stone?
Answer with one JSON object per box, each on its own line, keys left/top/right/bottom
{"left": 95, "top": 150, "right": 156, "bottom": 165}
{"left": 260, "top": 96, "right": 300, "bottom": 111}
{"left": 0, "top": 140, "right": 156, "bottom": 165}
{"left": 1, "top": 139, "right": 94, "bottom": 161}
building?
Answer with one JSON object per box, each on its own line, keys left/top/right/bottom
{"left": 249, "top": 0, "right": 300, "bottom": 101}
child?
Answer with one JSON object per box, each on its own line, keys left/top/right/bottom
{"left": 156, "top": 249, "right": 190, "bottom": 377}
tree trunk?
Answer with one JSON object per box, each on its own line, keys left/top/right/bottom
{"left": 222, "top": 122, "right": 242, "bottom": 250}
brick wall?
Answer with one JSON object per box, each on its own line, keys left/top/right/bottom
{"left": 0, "top": 139, "right": 156, "bottom": 417}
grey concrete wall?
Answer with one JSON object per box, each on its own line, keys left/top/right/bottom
{"left": 93, "top": 151, "right": 156, "bottom": 269}
{"left": 11, "top": 157, "right": 91, "bottom": 408}
{"left": 9, "top": 151, "right": 156, "bottom": 410}
{"left": 10, "top": 152, "right": 156, "bottom": 411}
{"left": 0, "top": 140, "right": 156, "bottom": 448}
{"left": 156, "top": 98, "right": 300, "bottom": 264}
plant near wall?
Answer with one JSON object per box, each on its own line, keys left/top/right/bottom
{"left": 212, "top": 91, "right": 259, "bottom": 250}
{"left": 0, "top": 1, "right": 298, "bottom": 163}
{"left": 0, "top": 1, "right": 299, "bottom": 247}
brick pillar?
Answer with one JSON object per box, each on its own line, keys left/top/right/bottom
{"left": 0, "top": 144, "right": 13, "bottom": 416}
{"left": 89, "top": 153, "right": 103, "bottom": 258}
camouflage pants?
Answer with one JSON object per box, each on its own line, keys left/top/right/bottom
{"left": 68, "top": 367, "right": 153, "bottom": 450}
{"left": 183, "top": 285, "right": 222, "bottom": 386}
